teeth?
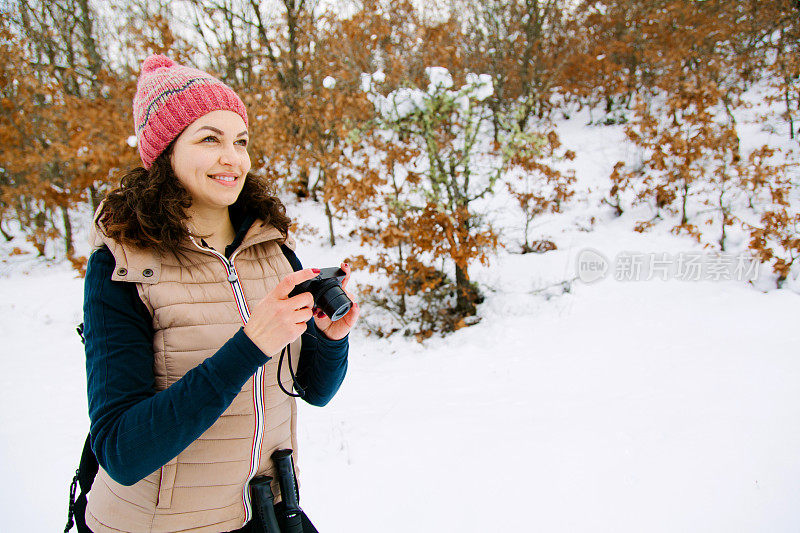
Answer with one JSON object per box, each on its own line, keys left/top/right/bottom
{"left": 210, "top": 175, "right": 236, "bottom": 182}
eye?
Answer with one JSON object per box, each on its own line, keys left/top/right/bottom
{"left": 235, "top": 138, "right": 248, "bottom": 147}
{"left": 201, "top": 135, "right": 218, "bottom": 143}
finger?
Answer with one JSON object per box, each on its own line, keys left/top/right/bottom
{"left": 345, "top": 299, "right": 359, "bottom": 322}
{"left": 273, "top": 268, "right": 320, "bottom": 299}
{"left": 340, "top": 262, "right": 351, "bottom": 288}
{"left": 322, "top": 299, "right": 358, "bottom": 334}
{"left": 339, "top": 299, "right": 360, "bottom": 329}
{"left": 287, "top": 292, "right": 314, "bottom": 311}
{"left": 343, "top": 287, "right": 357, "bottom": 305}
{"left": 346, "top": 301, "right": 360, "bottom": 324}
{"left": 293, "top": 307, "right": 314, "bottom": 324}
{"left": 290, "top": 321, "right": 309, "bottom": 338}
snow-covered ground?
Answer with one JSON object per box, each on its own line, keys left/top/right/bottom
{"left": 2, "top": 108, "right": 799, "bottom": 532}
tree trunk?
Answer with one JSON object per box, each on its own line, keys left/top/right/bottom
{"left": 718, "top": 186, "right": 727, "bottom": 252}
{"left": 524, "top": 214, "right": 532, "bottom": 250}
{"left": 454, "top": 263, "right": 477, "bottom": 317}
{"left": 89, "top": 184, "right": 102, "bottom": 213}
{"left": 33, "top": 211, "right": 46, "bottom": 257}
{"left": 490, "top": 99, "right": 501, "bottom": 145}
{"left": 324, "top": 200, "right": 336, "bottom": 247}
{"left": 681, "top": 182, "right": 689, "bottom": 225}
{"left": 397, "top": 239, "right": 406, "bottom": 316}
{"left": 284, "top": 0, "right": 309, "bottom": 198}
{"left": 75, "top": 0, "right": 102, "bottom": 92}
{"left": 62, "top": 206, "right": 75, "bottom": 257}
{"left": 298, "top": 169, "right": 310, "bottom": 200}
{"left": 786, "top": 85, "right": 795, "bottom": 140}
{"left": 0, "top": 223, "right": 13, "bottom": 242}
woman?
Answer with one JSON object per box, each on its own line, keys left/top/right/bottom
{"left": 81, "top": 55, "right": 358, "bottom": 532}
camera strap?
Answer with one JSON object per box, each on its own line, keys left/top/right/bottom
{"left": 277, "top": 343, "right": 305, "bottom": 398}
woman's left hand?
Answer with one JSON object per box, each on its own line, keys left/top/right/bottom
{"left": 313, "top": 262, "right": 360, "bottom": 341}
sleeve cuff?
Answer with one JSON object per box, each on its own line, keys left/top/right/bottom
{"left": 211, "top": 328, "right": 271, "bottom": 388}
{"left": 313, "top": 327, "right": 349, "bottom": 361}
{"left": 317, "top": 331, "right": 348, "bottom": 347}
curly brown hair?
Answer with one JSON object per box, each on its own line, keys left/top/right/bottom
{"left": 98, "top": 141, "right": 291, "bottom": 255}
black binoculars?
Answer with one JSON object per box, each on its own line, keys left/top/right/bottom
{"left": 250, "top": 449, "right": 306, "bottom": 533}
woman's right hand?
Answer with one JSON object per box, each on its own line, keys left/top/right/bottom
{"left": 243, "top": 268, "right": 321, "bottom": 356}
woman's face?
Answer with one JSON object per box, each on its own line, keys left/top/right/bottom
{"left": 170, "top": 110, "right": 251, "bottom": 214}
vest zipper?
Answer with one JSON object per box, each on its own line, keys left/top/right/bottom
{"left": 192, "top": 240, "right": 263, "bottom": 524}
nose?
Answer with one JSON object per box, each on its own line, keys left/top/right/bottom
{"left": 218, "top": 142, "right": 238, "bottom": 166}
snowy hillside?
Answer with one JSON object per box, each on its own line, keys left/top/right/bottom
{"left": 1, "top": 108, "right": 799, "bottom": 532}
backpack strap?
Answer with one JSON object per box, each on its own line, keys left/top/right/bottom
{"left": 66, "top": 325, "right": 98, "bottom": 532}
{"left": 65, "top": 433, "right": 98, "bottom": 532}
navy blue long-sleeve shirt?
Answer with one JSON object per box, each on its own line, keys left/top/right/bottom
{"left": 84, "top": 228, "right": 348, "bottom": 486}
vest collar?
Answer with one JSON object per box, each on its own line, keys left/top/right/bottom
{"left": 235, "top": 220, "right": 294, "bottom": 257}
{"left": 89, "top": 204, "right": 291, "bottom": 284}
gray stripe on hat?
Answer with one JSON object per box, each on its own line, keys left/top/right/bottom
{"left": 137, "top": 76, "right": 219, "bottom": 132}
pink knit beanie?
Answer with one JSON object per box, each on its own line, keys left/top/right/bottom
{"left": 133, "top": 55, "right": 248, "bottom": 169}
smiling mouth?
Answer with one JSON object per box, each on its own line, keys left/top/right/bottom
{"left": 209, "top": 175, "right": 237, "bottom": 182}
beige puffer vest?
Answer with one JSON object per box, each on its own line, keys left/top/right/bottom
{"left": 85, "top": 220, "right": 302, "bottom": 533}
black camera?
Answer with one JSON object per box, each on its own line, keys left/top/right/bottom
{"left": 288, "top": 267, "right": 352, "bottom": 321}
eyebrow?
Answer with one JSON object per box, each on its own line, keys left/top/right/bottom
{"left": 196, "top": 125, "right": 248, "bottom": 137}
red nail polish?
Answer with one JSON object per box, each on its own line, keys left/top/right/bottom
{"left": 312, "top": 268, "right": 321, "bottom": 273}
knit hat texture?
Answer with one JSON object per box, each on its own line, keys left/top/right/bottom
{"left": 133, "top": 55, "right": 248, "bottom": 169}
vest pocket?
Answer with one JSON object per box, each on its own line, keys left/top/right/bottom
{"left": 156, "top": 457, "right": 179, "bottom": 509}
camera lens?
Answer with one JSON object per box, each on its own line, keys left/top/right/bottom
{"left": 316, "top": 279, "right": 352, "bottom": 321}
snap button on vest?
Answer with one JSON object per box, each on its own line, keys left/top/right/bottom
{"left": 117, "top": 268, "right": 127, "bottom": 276}
{"left": 143, "top": 268, "right": 154, "bottom": 277}
{"left": 227, "top": 272, "right": 238, "bottom": 283}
